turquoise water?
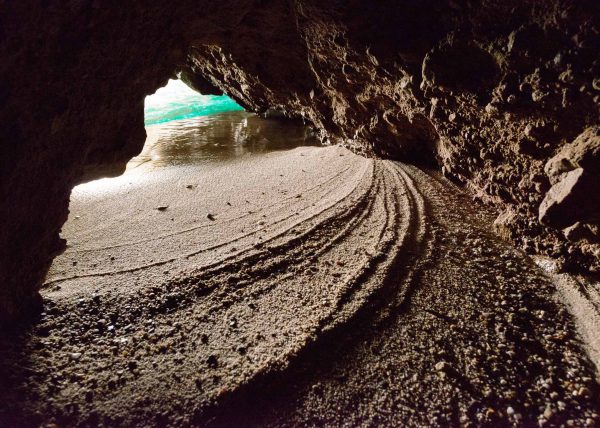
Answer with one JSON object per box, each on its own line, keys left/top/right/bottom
{"left": 144, "top": 79, "right": 244, "bottom": 126}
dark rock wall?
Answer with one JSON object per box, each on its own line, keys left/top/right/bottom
{"left": 0, "top": 0, "right": 598, "bottom": 323}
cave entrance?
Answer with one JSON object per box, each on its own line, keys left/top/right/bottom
{"left": 42, "top": 79, "right": 322, "bottom": 297}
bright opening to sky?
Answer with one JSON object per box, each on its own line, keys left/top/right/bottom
{"left": 144, "top": 79, "right": 244, "bottom": 126}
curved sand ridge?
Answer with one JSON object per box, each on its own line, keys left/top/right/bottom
{"left": 1, "top": 146, "right": 599, "bottom": 426}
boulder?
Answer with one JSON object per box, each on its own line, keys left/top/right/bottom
{"left": 539, "top": 168, "right": 600, "bottom": 228}
{"left": 540, "top": 127, "right": 600, "bottom": 228}
{"left": 545, "top": 127, "right": 600, "bottom": 185}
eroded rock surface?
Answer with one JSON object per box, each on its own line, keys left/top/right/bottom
{"left": 1, "top": 0, "right": 599, "bottom": 321}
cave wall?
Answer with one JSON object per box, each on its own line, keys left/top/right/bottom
{"left": 0, "top": 0, "right": 598, "bottom": 324}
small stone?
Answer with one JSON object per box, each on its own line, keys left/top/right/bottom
{"left": 185, "top": 184, "right": 194, "bottom": 189}
{"left": 559, "top": 68, "right": 574, "bottom": 84}
{"left": 434, "top": 361, "right": 449, "bottom": 372}
{"left": 531, "top": 90, "right": 545, "bottom": 102}
{"left": 578, "top": 386, "right": 591, "bottom": 398}
{"left": 156, "top": 206, "right": 169, "bottom": 211}
{"left": 524, "top": 123, "right": 534, "bottom": 137}
{"left": 553, "top": 53, "right": 563, "bottom": 66}
{"left": 484, "top": 103, "right": 498, "bottom": 115}
{"left": 506, "top": 406, "right": 515, "bottom": 416}
{"left": 69, "top": 352, "right": 82, "bottom": 361}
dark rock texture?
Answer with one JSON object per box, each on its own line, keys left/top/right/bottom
{"left": 0, "top": 0, "right": 599, "bottom": 323}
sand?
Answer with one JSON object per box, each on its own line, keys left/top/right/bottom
{"left": 1, "top": 146, "right": 599, "bottom": 426}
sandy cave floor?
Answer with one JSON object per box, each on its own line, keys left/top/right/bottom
{"left": 0, "top": 144, "right": 599, "bottom": 427}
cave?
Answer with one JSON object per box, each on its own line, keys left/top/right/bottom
{"left": 1, "top": 0, "right": 600, "bottom": 425}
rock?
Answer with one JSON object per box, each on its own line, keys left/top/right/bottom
{"left": 434, "top": 361, "right": 449, "bottom": 372}
{"left": 422, "top": 39, "right": 499, "bottom": 93}
{"left": 493, "top": 210, "right": 517, "bottom": 241}
{"left": 539, "top": 129, "right": 600, "bottom": 228}
{"left": 179, "top": 66, "right": 223, "bottom": 96}
{"left": 545, "top": 127, "right": 600, "bottom": 184}
{"left": 559, "top": 68, "right": 574, "bottom": 84}
{"left": 540, "top": 169, "right": 597, "bottom": 228}
{"left": 562, "top": 222, "right": 594, "bottom": 242}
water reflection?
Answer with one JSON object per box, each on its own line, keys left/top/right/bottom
{"left": 130, "top": 111, "right": 320, "bottom": 170}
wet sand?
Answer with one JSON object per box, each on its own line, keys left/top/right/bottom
{"left": 0, "top": 114, "right": 599, "bottom": 426}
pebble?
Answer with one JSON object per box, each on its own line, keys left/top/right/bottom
{"left": 434, "top": 361, "right": 449, "bottom": 372}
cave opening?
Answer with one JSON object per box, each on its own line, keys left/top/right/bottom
{"left": 43, "top": 77, "right": 325, "bottom": 297}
